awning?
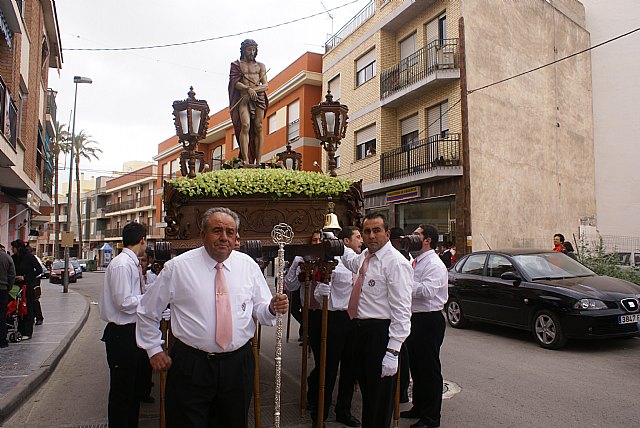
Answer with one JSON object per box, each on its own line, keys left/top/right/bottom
{"left": 100, "top": 243, "right": 112, "bottom": 251}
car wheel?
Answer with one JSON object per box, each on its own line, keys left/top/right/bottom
{"left": 532, "top": 310, "right": 567, "bottom": 349}
{"left": 446, "top": 298, "right": 469, "bottom": 328}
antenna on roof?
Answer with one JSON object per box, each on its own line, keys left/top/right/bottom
{"left": 479, "top": 233, "right": 492, "bottom": 251}
{"left": 321, "top": 2, "right": 334, "bottom": 36}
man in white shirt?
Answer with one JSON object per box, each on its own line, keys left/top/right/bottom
{"left": 401, "top": 224, "right": 448, "bottom": 428}
{"left": 341, "top": 212, "right": 413, "bottom": 428}
{"left": 136, "top": 207, "right": 288, "bottom": 428}
{"left": 99, "top": 221, "right": 149, "bottom": 428}
{"left": 310, "top": 226, "right": 363, "bottom": 426}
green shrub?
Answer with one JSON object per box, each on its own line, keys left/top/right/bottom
{"left": 578, "top": 244, "right": 640, "bottom": 285}
{"left": 169, "top": 169, "right": 354, "bottom": 199}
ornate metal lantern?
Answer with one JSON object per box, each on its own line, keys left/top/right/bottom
{"left": 276, "top": 143, "right": 303, "bottom": 171}
{"left": 172, "top": 87, "right": 210, "bottom": 178}
{"left": 311, "top": 90, "right": 349, "bottom": 177}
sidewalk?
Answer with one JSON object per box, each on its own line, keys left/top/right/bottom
{"left": 0, "top": 273, "right": 418, "bottom": 427}
{"left": 0, "top": 281, "right": 89, "bottom": 422}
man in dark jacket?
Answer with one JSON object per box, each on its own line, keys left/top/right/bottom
{"left": 0, "top": 244, "right": 16, "bottom": 348}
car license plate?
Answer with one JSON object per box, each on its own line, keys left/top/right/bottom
{"left": 618, "top": 313, "right": 640, "bottom": 324}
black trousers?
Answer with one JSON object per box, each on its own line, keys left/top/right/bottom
{"left": 406, "top": 311, "right": 446, "bottom": 427}
{"left": 102, "top": 322, "right": 148, "bottom": 428}
{"left": 288, "top": 289, "right": 303, "bottom": 337}
{"left": 18, "top": 283, "right": 35, "bottom": 337}
{"left": 353, "top": 319, "right": 396, "bottom": 428}
{"left": 166, "top": 340, "right": 254, "bottom": 428}
{"left": 0, "top": 288, "right": 8, "bottom": 345}
{"left": 33, "top": 278, "right": 43, "bottom": 322}
{"left": 307, "top": 309, "right": 357, "bottom": 421}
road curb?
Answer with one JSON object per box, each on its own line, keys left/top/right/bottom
{"left": 0, "top": 290, "right": 90, "bottom": 423}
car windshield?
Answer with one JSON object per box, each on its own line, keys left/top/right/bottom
{"left": 71, "top": 261, "right": 79, "bottom": 268}
{"left": 514, "top": 253, "right": 595, "bottom": 280}
{"left": 52, "top": 261, "right": 65, "bottom": 269}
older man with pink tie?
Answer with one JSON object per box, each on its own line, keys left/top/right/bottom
{"left": 136, "top": 207, "right": 288, "bottom": 428}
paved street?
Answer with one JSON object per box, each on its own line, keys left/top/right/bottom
{"left": 2, "top": 271, "right": 639, "bottom": 427}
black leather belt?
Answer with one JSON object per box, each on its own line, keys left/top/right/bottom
{"left": 174, "top": 339, "right": 251, "bottom": 360}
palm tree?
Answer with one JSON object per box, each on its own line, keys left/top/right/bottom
{"left": 53, "top": 121, "right": 70, "bottom": 259}
{"left": 73, "top": 130, "right": 102, "bottom": 258}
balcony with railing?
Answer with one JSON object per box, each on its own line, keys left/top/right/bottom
{"left": 325, "top": 0, "right": 375, "bottom": 53}
{"left": 105, "top": 196, "right": 154, "bottom": 214}
{"left": 0, "top": 77, "right": 18, "bottom": 151}
{"left": 46, "top": 88, "right": 57, "bottom": 126}
{"left": 104, "top": 225, "right": 162, "bottom": 240}
{"left": 380, "top": 133, "right": 462, "bottom": 182}
{"left": 380, "top": 39, "right": 459, "bottom": 105}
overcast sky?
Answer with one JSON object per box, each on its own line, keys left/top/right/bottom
{"left": 50, "top": 0, "right": 369, "bottom": 179}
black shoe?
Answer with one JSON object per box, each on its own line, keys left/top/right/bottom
{"left": 410, "top": 421, "right": 429, "bottom": 428}
{"left": 0, "top": 342, "right": 8, "bottom": 348}
{"left": 400, "top": 408, "right": 420, "bottom": 419}
{"left": 35, "top": 320, "right": 43, "bottom": 325}
{"left": 140, "top": 395, "right": 155, "bottom": 404}
{"left": 336, "top": 413, "right": 361, "bottom": 427}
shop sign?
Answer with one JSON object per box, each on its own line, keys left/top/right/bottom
{"left": 386, "top": 186, "right": 420, "bottom": 204}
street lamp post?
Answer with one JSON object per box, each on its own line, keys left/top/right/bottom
{"left": 63, "top": 76, "right": 92, "bottom": 293}
{"left": 311, "top": 90, "right": 349, "bottom": 177}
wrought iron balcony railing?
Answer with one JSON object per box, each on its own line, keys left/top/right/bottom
{"left": 380, "top": 38, "right": 459, "bottom": 99}
{"left": 105, "top": 196, "right": 154, "bottom": 213}
{"left": 46, "top": 88, "right": 57, "bottom": 125}
{"left": 325, "top": 0, "right": 375, "bottom": 53}
{"left": 380, "top": 133, "right": 461, "bottom": 182}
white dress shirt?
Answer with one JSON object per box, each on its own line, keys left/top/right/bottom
{"left": 284, "top": 256, "right": 312, "bottom": 307}
{"left": 412, "top": 249, "right": 449, "bottom": 312}
{"left": 319, "top": 257, "right": 353, "bottom": 311}
{"left": 136, "top": 247, "right": 276, "bottom": 358}
{"left": 99, "top": 248, "right": 143, "bottom": 325}
{"left": 341, "top": 241, "right": 413, "bottom": 351}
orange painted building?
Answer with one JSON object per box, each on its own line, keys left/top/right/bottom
{"left": 153, "top": 52, "right": 324, "bottom": 225}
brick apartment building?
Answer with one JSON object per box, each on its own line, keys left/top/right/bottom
{"left": 102, "top": 163, "right": 162, "bottom": 256}
{"left": 154, "top": 51, "right": 325, "bottom": 226}
{"left": 0, "top": 0, "right": 62, "bottom": 249}
{"left": 322, "top": 0, "right": 596, "bottom": 252}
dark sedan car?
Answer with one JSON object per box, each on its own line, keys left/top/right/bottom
{"left": 446, "top": 249, "right": 640, "bottom": 349}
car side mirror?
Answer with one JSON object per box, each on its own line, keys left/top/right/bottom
{"left": 501, "top": 271, "right": 521, "bottom": 285}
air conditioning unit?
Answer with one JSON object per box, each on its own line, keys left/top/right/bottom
{"left": 436, "top": 47, "right": 455, "bottom": 69}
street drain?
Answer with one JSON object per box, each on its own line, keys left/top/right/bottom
{"left": 443, "top": 380, "right": 461, "bottom": 399}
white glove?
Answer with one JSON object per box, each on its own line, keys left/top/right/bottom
{"left": 313, "top": 282, "right": 331, "bottom": 303}
{"left": 162, "top": 308, "right": 171, "bottom": 321}
{"left": 381, "top": 351, "right": 399, "bottom": 377}
{"left": 323, "top": 231, "right": 336, "bottom": 240}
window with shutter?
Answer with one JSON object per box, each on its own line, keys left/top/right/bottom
{"left": 328, "top": 74, "right": 341, "bottom": 101}
{"left": 356, "top": 48, "right": 376, "bottom": 86}
{"left": 356, "top": 124, "right": 376, "bottom": 160}
{"left": 401, "top": 114, "right": 419, "bottom": 147}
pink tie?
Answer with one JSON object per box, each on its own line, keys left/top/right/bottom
{"left": 137, "top": 264, "right": 145, "bottom": 294}
{"left": 347, "top": 252, "right": 374, "bottom": 319}
{"left": 215, "top": 262, "right": 233, "bottom": 350}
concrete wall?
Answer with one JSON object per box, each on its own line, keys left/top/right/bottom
{"left": 463, "top": 0, "right": 595, "bottom": 249}
{"left": 583, "top": 0, "right": 640, "bottom": 238}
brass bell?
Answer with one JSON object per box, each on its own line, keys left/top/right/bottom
{"left": 323, "top": 200, "right": 342, "bottom": 232}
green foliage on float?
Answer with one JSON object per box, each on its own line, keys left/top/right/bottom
{"left": 169, "top": 169, "right": 354, "bottom": 199}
